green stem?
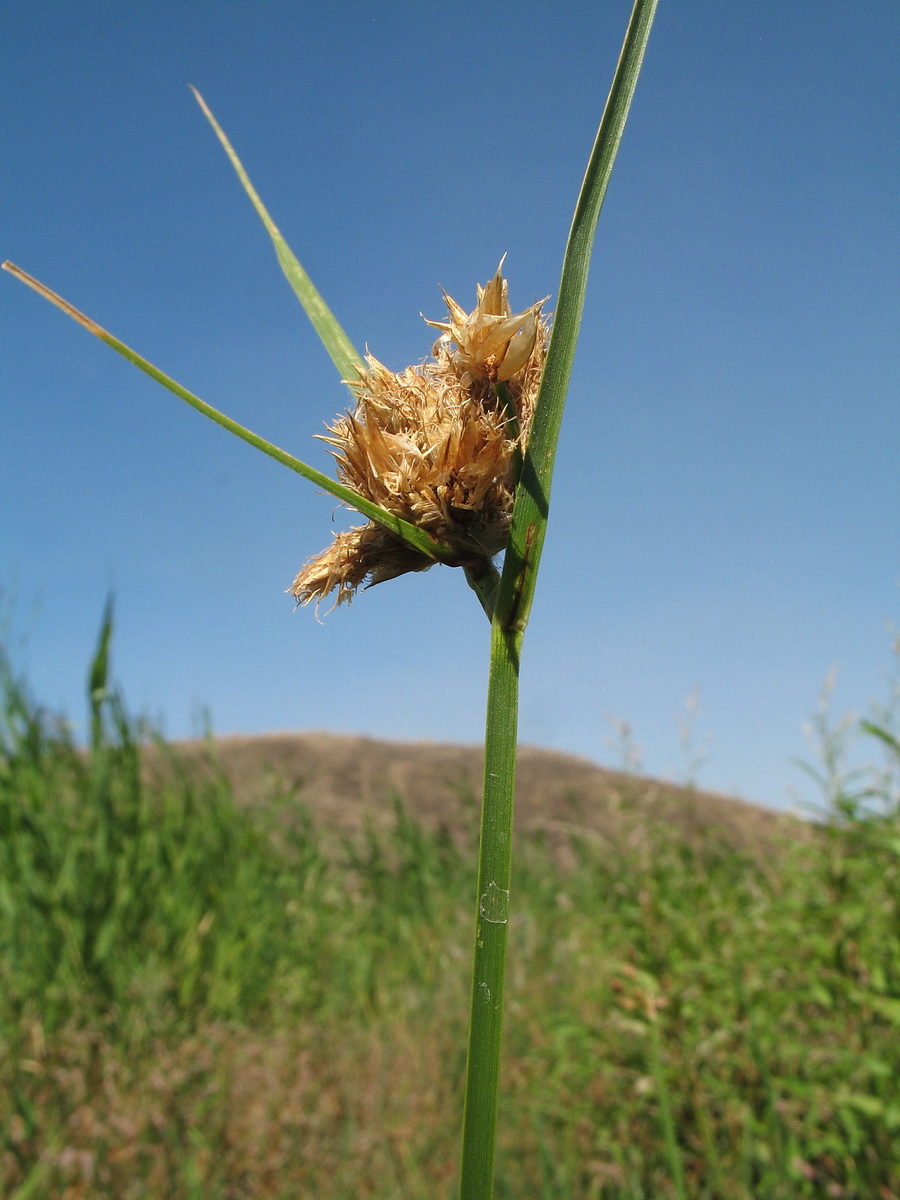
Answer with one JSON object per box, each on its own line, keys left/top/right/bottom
{"left": 458, "top": 3, "right": 659, "bottom": 1196}
{"left": 458, "top": 621, "right": 521, "bottom": 1200}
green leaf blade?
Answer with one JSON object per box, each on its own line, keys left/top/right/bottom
{"left": 190, "top": 86, "right": 364, "bottom": 391}
{"left": 496, "top": 0, "right": 660, "bottom": 636}
{"left": 1, "top": 262, "right": 451, "bottom": 566}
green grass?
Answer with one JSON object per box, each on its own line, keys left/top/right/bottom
{"left": 2, "top": 617, "right": 899, "bottom": 1198}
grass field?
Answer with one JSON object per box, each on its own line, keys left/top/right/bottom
{"left": 2, "top": 623, "right": 899, "bottom": 1199}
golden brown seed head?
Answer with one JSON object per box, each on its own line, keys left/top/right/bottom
{"left": 291, "top": 265, "right": 548, "bottom": 611}
{"left": 424, "top": 260, "right": 548, "bottom": 385}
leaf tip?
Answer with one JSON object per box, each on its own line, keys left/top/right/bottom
{"left": 189, "top": 84, "right": 213, "bottom": 118}
{"left": 3, "top": 263, "right": 106, "bottom": 339}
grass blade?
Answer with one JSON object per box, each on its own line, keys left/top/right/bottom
{"left": 88, "top": 598, "right": 114, "bottom": 750}
{"left": 190, "top": 86, "right": 364, "bottom": 391}
{"left": 496, "top": 0, "right": 660, "bottom": 635}
{"left": 861, "top": 720, "right": 900, "bottom": 758}
{"left": 1, "top": 262, "right": 452, "bottom": 567}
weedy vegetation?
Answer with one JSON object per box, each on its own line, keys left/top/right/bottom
{"left": 1, "top": 618, "right": 899, "bottom": 1199}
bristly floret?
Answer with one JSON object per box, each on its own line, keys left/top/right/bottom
{"left": 424, "top": 256, "right": 548, "bottom": 386}
{"left": 291, "top": 264, "right": 548, "bottom": 611}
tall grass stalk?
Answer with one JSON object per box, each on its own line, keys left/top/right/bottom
{"left": 3, "top": 3, "right": 659, "bottom": 1195}
{"left": 461, "top": 6, "right": 659, "bottom": 1192}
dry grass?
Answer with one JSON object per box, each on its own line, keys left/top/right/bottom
{"left": 6, "top": 1015, "right": 465, "bottom": 1199}
{"left": 162, "top": 730, "right": 800, "bottom": 858}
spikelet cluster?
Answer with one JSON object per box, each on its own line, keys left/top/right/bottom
{"left": 291, "top": 265, "right": 548, "bottom": 609}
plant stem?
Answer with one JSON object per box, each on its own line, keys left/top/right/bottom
{"left": 458, "top": 2, "right": 659, "bottom": 1196}
{"left": 458, "top": 621, "right": 521, "bottom": 1200}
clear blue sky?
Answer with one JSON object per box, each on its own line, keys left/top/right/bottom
{"left": 2, "top": 1, "right": 898, "bottom": 810}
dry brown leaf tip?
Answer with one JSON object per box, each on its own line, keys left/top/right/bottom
{"left": 291, "top": 264, "right": 549, "bottom": 612}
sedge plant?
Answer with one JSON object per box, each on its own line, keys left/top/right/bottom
{"left": 3, "top": 2, "right": 659, "bottom": 1195}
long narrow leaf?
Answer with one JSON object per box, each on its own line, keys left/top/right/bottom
{"left": 190, "top": 86, "right": 364, "bottom": 391}
{"left": 861, "top": 720, "right": 900, "bottom": 757}
{"left": 1, "top": 262, "right": 452, "bottom": 565}
{"left": 496, "top": 0, "right": 659, "bottom": 635}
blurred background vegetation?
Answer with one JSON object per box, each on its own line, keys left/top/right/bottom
{"left": 1, "top": 612, "right": 899, "bottom": 1198}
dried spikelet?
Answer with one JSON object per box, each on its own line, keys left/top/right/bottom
{"left": 291, "top": 265, "right": 548, "bottom": 611}
{"left": 425, "top": 257, "right": 548, "bottom": 386}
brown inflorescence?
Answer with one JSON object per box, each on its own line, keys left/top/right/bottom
{"left": 291, "top": 264, "right": 548, "bottom": 610}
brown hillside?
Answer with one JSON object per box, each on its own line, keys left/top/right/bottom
{"left": 168, "top": 732, "right": 800, "bottom": 856}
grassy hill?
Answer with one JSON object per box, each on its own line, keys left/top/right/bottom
{"left": 165, "top": 729, "right": 795, "bottom": 853}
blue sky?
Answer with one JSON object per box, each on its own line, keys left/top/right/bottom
{"left": 2, "top": 1, "right": 898, "bottom": 810}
